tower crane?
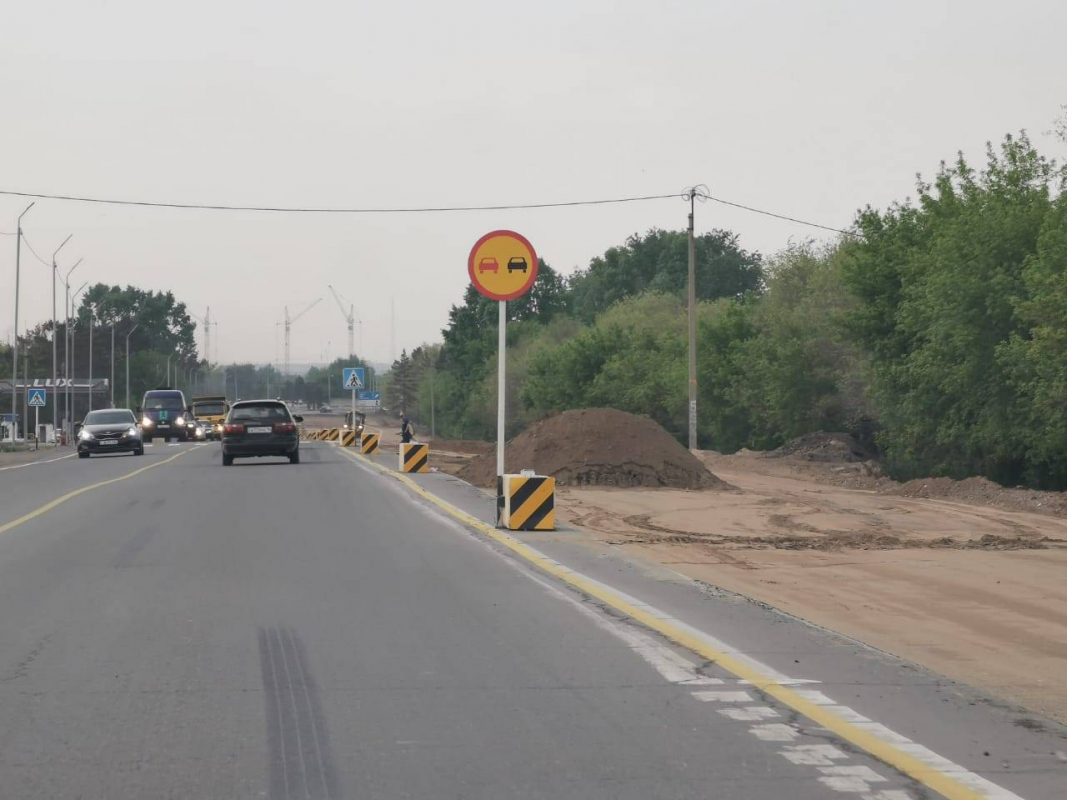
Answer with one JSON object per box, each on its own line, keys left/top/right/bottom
{"left": 283, "top": 298, "right": 321, "bottom": 378}
{"left": 188, "top": 307, "right": 217, "bottom": 365}
{"left": 327, "top": 285, "right": 362, "bottom": 360}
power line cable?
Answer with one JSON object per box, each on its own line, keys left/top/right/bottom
{"left": 697, "top": 192, "right": 852, "bottom": 235}
{"left": 19, "top": 233, "right": 54, "bottom": 267}
{"left": 0, "top": 186, "right": 853, "bottom": 235}
{"left": 0, "top": 188, "right": 684, "bottom": 214}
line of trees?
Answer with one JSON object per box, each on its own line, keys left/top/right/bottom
{"left": 386, "top": 130, "right": 1067, "bottom": 489}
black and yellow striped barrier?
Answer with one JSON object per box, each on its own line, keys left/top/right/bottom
{"left": 326, "top": 428, "right": 340, "bottom": 442}
{"left": 399, "top": 442, "right": 429, "bottom": 473}
{"left": 500, "top": 474, "right": 555, "bottom": 531}
{"left": 308, "top": 430, "right": 323, "bottom": 440}
{"left": 341, "top": 430, "right": 358, "bottom": 447}
{"left": 361, "top": 432, "right": 380, "bottom": 454}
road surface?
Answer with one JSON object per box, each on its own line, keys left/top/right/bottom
{"left": 0, "top": 440, "right": 1063, "bottom": 799}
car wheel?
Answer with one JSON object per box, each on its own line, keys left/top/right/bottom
{"left": 78, "top": 451, "right": 90, "bottom": 459}
{"left": 223, "top": 454, "right": 234, "bottom": 466}
{"left": 135, "top": 446, "right": 145, "bottom": 456}
{"left": 289, "top": 450, "right": 300, "bottom": 464}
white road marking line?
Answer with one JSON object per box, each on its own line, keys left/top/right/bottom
{"left": 863, "top": 792, "right": 914, "bottom": 800}
{"left": 342, "top": 449, "right": 1028, "bottom": 800}
{"left": 749, "top": 723, "right": 799, "bottom": 742}
{"left": 821, "top": 775, "right": 879, "bottom": 792}
{"left": 522, "top": 572, "right": 724, "bottom": 686}
{"left": 780, "top": 744, "right": 848, "bottom": 765}
{"left": 821, "top": 765, "right": 886, "bottom": 782}
{"left": 0, "top": 452, "right": 77, "bottom": 471}
{"left": 692, "top": 690, "right": 753, "bottom": 703}
{"left": 167, "top": 442, "right": 180, "bottom": 446}
{"left": 719, "top": 706, "right": 780, "bottom": 721}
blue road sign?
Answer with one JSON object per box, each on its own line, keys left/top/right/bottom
{"left": 27, "top": 388, "right": 47, "bottom": 407}
{"left": 358, "top": 390, "right": 380, "bottom": 401}
{"left": 342, "top": 367, "right": 365, "bottom": 390}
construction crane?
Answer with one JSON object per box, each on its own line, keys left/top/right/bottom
{"left": 283, "top": 298, "right": 321, "bottom": 379}
{"left": 188, "top": 307, "right": 217, "bottom": 365}
{"left": 327, "top": 285, "right": 362, "bottom": 360}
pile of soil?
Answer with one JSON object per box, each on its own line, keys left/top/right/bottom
{"left": 882, "top": 476, "right": 1067, "bottom": 518}
{"left": 457, "top": 408, "right": 728, "bottom": 490}
{"left": 769, "top": 432, "right": 877, "bottom": 464}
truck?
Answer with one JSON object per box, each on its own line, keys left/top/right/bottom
{"left": 189, "top": 395, "right": 230, "bottom": 440}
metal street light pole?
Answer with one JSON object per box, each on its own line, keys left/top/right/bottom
{"left": 110, "top": 323, "right": 116, "bottom": 407}
{"left": 10, "top": 202, "right": 34, "bottom": 439}
{"left": 51, "top": 234, "right": 72, "bottom": 437}
{"left": 126, "top": 324, "right": 139, "bottom": 410}
{"left": 88, "top": 305, "right": 94, "bottom": 413}
{"left": 70, "top": 282, "right": 88, "bottom": 433}
{"left": 62, "top": 258, "right": 83, "bottom": 439}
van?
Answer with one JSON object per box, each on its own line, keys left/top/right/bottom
{"left": 139, "top": 388, "right": 189, "bottom": 443}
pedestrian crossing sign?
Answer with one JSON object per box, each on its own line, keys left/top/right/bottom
{"left": 28, "top": 388, "right": 46, "bottom": 407}
{"left": 342, "top": 367, "right": 364, "bottom": 390}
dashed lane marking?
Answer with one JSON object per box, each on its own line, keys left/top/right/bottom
{"left": 0, "top": 452, "right": 78, "bottom": 471}
{"left": 334, "top": 444, "right": 1025, "bottom": 800}
{"left": 0, "top": 449, "right": 189, "bottom": 537}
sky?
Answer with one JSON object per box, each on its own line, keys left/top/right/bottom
{"left": 1, "top": 0, "right": 1064, "bottom": 369}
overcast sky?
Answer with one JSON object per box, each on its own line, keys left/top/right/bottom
{"left": 1, "top": 0, "right": 1064, "bottom": 369}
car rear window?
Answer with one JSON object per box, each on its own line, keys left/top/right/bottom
{"left": 84, "top": 410, "right": 136, "bottom": 425}
{"left": 229, "top": 403, "right": 291, "bottom": 422}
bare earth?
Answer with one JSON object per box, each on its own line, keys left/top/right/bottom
{"left": 428, "top": 438, "right": 1067, "bottom": 723}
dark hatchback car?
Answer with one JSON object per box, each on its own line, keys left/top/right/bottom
{"left": 221, "top": 400, "right": 303, "bottom": 466}
{"left": 77, "top": 409, "right": 144, "bottom": 458}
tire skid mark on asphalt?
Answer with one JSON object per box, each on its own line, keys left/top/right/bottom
{"left": 0, "top": 449, "right": 189, "bottom": 537}
{"left": 334, "top": 444, "right": 1027, "bottom": 800}
{"left": 257, "top": 626, "right": 340, "bottom": 800}
{"left": 110, "top": 523, "right": 160, "bottom": 568}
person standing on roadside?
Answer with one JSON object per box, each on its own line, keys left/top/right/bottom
{"left": 400, "top": 413, "right": 414, "bottom": 444}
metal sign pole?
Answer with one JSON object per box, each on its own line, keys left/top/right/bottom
{"left": 497, "top": 300, "right": 506, "bottom": 478}
{"left": 34, "top": 405, "right": 39, "bottom": 451}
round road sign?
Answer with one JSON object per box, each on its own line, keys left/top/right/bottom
{"left": 468, "top": 230, "right": 538, "bottom": 301}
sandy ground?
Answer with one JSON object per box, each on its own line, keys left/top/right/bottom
{"left": 556, "top": 466, "right": 1067, "bottom": 723}
{"left": 425, "top": 439, "right": 1067, "bottom": 723}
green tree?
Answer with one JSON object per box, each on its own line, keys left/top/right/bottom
{"left": 567, "top": 229, "right": 763, "bottom": 323}
{"left": 843, "top": 133, "right": 1064, "bottom": 483}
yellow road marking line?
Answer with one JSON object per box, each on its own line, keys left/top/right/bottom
{"left": 0, "top": 450, "right": 189, "bottom": 536}
{"left": 338, "top": 446, "right": 991, "bottom": 800}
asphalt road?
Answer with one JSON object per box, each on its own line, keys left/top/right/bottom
{"left": 0, "top": 440, "right": 1063, "bottom": 799}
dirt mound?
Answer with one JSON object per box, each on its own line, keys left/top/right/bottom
{"left": 769, "top": 432, "right": 877, "bottom": 464}
{"left": 457, "top": 408, "right": 728, "bottom": 490}
{"left": 882, "top": 476, "right": 1067, "bottom": 517}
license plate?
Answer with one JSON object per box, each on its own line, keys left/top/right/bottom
{"left": 100, "top": 439, "right": 119, "bottom": 446}
{"left": 248, "top": 426, "right": 272, "bottom": 434}
{"left": 157, "top": 424, "right": 170, "bottom": 429}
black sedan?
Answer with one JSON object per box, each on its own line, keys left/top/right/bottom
{"left": 77, "top": 409, "right": 145, "bottom": 458}
{"left": 220, "top": 400, "right": 303, "bottom": 466}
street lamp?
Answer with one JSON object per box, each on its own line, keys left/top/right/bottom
{"left": 69, "top": 282, "right": 88, "bottom": 434}
{"left": 51, "top": 234, "right": 72, "bottom": 436}
{"left": 125, "top": 323, "right": 139, "bottom": 409}
{"left": 62, "top": 258, "right": 83, "bottom": 437}
{"left": 87, "top": 304, "right": 95, "bottom": 414}
{"left": 10, "top": 202, "right": 34, "bottom": 440}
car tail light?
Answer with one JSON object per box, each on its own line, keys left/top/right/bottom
{"left": 223, "top": 423, "right": 244, "bottom": 434}
{"left": 274, "top": 422, "right": 296, "bottom": 433}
